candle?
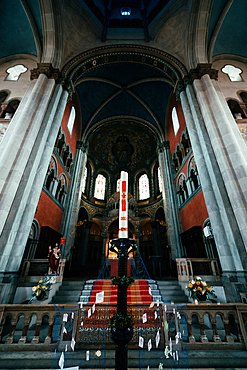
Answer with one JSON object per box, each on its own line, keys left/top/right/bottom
{"left": 119, "top": 171, "right": 128, "bottom": 238}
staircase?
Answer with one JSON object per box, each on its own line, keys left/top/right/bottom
{"left": 78, "top": 278, "right": 188, "bottom": 305}
{"left": 51, "top": 278, "right": 86, "bottom": 304}
{"left": 156, "top": 279, "right": 188, "bottom": 303}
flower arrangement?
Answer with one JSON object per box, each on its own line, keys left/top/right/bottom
{"left": 186, "top": 276, "right": 217, "bottom": 300}
{"left": 29, "top": 276, "right": 53, "bottom": 303}
{"left": 112, "top": 276, "right": 134, "bottom": 288}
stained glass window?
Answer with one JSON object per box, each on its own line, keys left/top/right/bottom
{"left": 172, "top": 107, "right": 180, "bottom": 136}
{"left": 67, "top": 106, "right": 75, "bottom": 135}
{"left": 94, "top": 174, "right": 106, "bottom": 200}
{"left": 82, "top": 167, "right": 87, "bottom": 193}
{"left": 139, "top": 174, "right": 150, "bottom": 200}
{"left": 116, "top": 178, "right": 120, "bottom": 192}
{"left": 158, "top": 167, "right": 162, "bottom": 193}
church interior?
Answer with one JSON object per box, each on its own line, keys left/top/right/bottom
{"left": 0, "top": 0, "right": 247, "bottom": 368}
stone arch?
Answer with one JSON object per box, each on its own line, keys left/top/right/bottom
{"left": 0, "top": 99, "right": 20, "bottom": 119}
{"left": 177, "top": 172, "right": 188, "bottom": 205}
{"left": 55, "top": 173, "right": 67, "bottom": 205}
{"left": 39, "top": 0, "right": 63, "bottom": 68}
{"left": 187, "top": 155, "right": 200, "bottom": 191}
{"left": 23, "top": 218, "right": 40, "bottom": 260}
{"left": 187, "top": 0, "right": 214, "bottom": 69}
{"left": 45, "top": 155, "right": 58, "bottom": 192}
{"left": 227, "top": 99, "right": 245, "bottom": 119}
{"left": 208, "top": 0, "right": 234, "bottom": 62}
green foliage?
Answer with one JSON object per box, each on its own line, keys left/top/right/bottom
{"left": 112, "top": 276, "right": 134, "bottom": 287}
{"left": 109, "top": 312, "right": 133, "bottom": 330}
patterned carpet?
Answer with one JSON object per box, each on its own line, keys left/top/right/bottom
{"left": 88, "top": 279, "right": 152, "bottom": 305}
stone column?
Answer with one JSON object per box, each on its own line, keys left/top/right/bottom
{"left": 158, "top": 143, "right": 183, "bottom": 259}
{"left": 177, "top": 66, "right": 247, "bottom": 300}
{"left": 192, "top": 69, "right": 247, "bottom": 255}
{"left": 0, "top": 64, "right": 63, "bottom": 303}
{"left": 60, "top": 142, "right": 88, "bottom": 259}
{"left": 180, "top": 84, "right": 238, "bottom": 273}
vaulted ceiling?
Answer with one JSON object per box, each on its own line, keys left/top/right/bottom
{"left": 1, "top": 1, "right": 247, "bottom": 61}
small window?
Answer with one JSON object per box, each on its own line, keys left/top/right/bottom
{"left": 67, "top": 106, "right": 75, "bottom": 135}
{"left": 158, "top": 167, "right": 162, "bottom": 193}
{"left": 94, "top": 174, "right": 106, "bottom": 200}
{"left": 116, "top": 178, "right": 120, "bottom": 192}
{"left": 172, "top": 107, "right": 180, "bottom": 136}
{"left": 139, "top": 174, "right": 150, "bottom": 200}
{"left": 82, "top": 167, "right": 87, "bottom": 193}
{"left": 222, "top": 65, "right": 243, "bottom": 82}
{"left": 5, "top": 65, "right": 27, "bottom": 81}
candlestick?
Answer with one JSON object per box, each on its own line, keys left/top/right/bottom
{"left": 119, "top": 171, "right": 128, "bottom": 238}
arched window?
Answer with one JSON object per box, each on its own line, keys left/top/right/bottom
{"left": 172, "top": 107, "right": 180, "bottom": 136}
{"left": 177, "top": 174, "right": 188, "bottom": 205}
{"left": 158, "top": 167, "right": 162, "bottom": 193}
{"left": 67, "top": 106, "right": 75, "bottom": 135}
{"left": 94, "top": 174, "right": 106, "bottom": 200}
{"left": 82, "top": 167, "right": 87, "bottom": 193}
{"left": 5, "top": 64, "right": 27, "bottom": 81}
{"left": 45, "top": 157, "right": 57, "bottom": 192}
{"left": 139, "top": 174, "right": 150, "bottom": 200}
{"left": 189, "top": 156, "right": 199, "bottom": 191}
{"left": 116, "top": 178, "right": 120, "bottom": 192}
{"left": 56, "top": 174, "right": 67, "bottom": 205}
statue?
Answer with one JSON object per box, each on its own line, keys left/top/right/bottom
{"left": 48, "top": 243, "right": 61, "bottom": 275}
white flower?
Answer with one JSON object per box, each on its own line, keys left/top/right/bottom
{"left": 32, "top": 286, "right": 36, "bottom": 292}
{"left": 191, "top": 280, "right": 195, "bottom": 285}
{"left": 196, "top": 276, "right": 202, "bottom": 280}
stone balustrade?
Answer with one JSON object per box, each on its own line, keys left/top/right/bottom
{"left": 176, "top": 258, "right": 221, "bottom": 282}
{"left": 19, "top": 259, "right": 66, "bottom": 283}
{"left": 0, "top": 303, "right": 246, "bottom": 351}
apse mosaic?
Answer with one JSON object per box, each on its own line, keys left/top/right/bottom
{"left": 88, "top": 119, "right": 157, "bottom": 175}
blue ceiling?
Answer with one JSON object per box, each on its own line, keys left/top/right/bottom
{"left": 208, "top": 0, "right": 247, "bottom": 59}
{"left": 75, "top": 63, "right": 172, "bottom": 130}
{"left": 0, "top": 0, "right": 42, "bottom": 60}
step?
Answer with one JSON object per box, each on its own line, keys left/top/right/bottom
{"left": 0, "top": 350, "right": 246, "bottom": 369}
{"left": 52, "top": 296, "right": 80, "bottom": 303}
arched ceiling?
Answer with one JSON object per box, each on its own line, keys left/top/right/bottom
{"left": 0, "top": 0, "right": 42, "bottom": 60}
{"left": 75, "top": 62, "right": 173, "bottom": 131}
{"left": 208, "top": 0, "right": 247, "bottom": 60}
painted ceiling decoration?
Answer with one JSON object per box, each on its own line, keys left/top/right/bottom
{"left": 88, "top": 118, "right": 158, "bottom": 177}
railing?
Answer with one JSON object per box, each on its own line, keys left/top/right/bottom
{"left": 0, "top": 303, "right": 246, "bottom": 351}
{"left": 19, "top": 259, "right": 66, "bottom": 283}
{"left": 176, "top": 258, "right": 221, "bottom": 282}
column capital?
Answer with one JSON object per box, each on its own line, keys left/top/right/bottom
{"left": 30, "top": 63, "right": 61, "bottom": 81}
{"left": 158, "top": 141, "right": 170, "bottom": 153}
{"left": 76, "top": 141, "right": 88, "bottom": 152}
{"left": 174, "top": 75, "right": 193, "bottom": 101}
{"left": 59, "top": 77, "right": 75, "bottom": 102}
{"left": 189, "top": 63, "right": 218, "bottom": 81}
